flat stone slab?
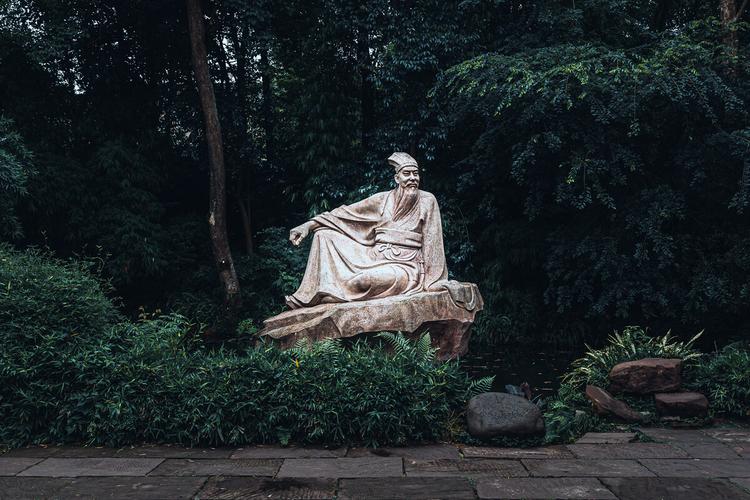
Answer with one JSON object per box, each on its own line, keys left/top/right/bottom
{"left": 347, "top": 444, "right": 459, "bottom": 460}
{"left": 260, "top": 288, "right": 482, "bottom": 359}
{"left": 673, "top": 441, "right": 742, "bottom": 458}
{"left": 476, "top": 477, "right": 616, "bottom": 499}
{"left": 231, "top": 446, "right": 347, "bottom": 459}
{"left": 705, "top": 428, "right": 750, "bottom": 443}
{"left": 198, "top": 477, "right": 336, "bottom": 499}
{"left": 705, "top": 429, "right": 750, "bottom": 457}
{"left": 2, "top": 447, "right": 62, "bottom": 458}
{"left": 17, "top": 458, "right": 163, "bottom": 477}
{"left": 566, "top": 443, "right": 689, "bottom": 459}
{"left": 148, "top": 459, "right": 280, "bottom": 477}
{"left": 460, "top": 446, "right": 572, "bottom": 459}
{"left": 0, "top": 477, "right": 72, "bottom": 498}
{"left": 0, "top": 458, "right": 43, "bottom": 476}
{"left": 638, "top": 427, "right": 717, "bottom": 443}
{"left": 277, "top": 457, "right": 403, "bottom": 478}
{"left": 575, "top": 432, "right": 636, "bottom": 444}
{"left": 640, "top": 458, "right": 750, "bottom": 477}
{"left": 111, "top": 446, "right": 234, "bottom": 459}
{"left": 57, "top": 476, "right": 208, "bottom": 499}
{"left": 338, "top": 477, "right": 475, "bottom": 499}
{"left": 732, "top": 478, "right": 750, "bottom": 493}
{"left": 522, "top": 459, "right": 655, "bottom": 477}
{"left": 404, "top": 458, "right": 528, "bottom": 477}
{"left": 601, "top": 477, "right": 750, "bottom": 500}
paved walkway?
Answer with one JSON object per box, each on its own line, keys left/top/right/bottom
{"left": 0, "top": 427, "right": 749, "bottom": 499}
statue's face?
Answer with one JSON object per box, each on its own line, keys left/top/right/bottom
{"left": 395, "top": 166, "right": 420, "bottom": 190}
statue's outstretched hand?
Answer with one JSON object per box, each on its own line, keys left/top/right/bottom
{"left": 289, "top": 223, "right": 310, "bottom": 246}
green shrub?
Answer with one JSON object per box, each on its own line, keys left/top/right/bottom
{"left": 0, "top": 244, "right": 124, "bottom": 443}
{"left": 168, "top": 227, "right": 307, "bottom": 328}
{"left": 0, "top": 304, "right": 488, "bottom": 447}
{"left": 0, "top": 244, "right": 122, "bottom": 343}
{"left": 688, "top": 342, "right": 750, "bottom": 418}
{"left": 561, "top": 326, "right": 702, "bottom": 389}
{"left": 543, "top": 326, "right": 703, "bottom": 444}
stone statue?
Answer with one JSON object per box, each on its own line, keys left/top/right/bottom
{"left": 260, "top": 152, "right": 482, "bottom": 359}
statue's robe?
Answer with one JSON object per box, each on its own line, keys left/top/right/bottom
{"left": 287, "top": 189, "right": 461, "bottom": 309}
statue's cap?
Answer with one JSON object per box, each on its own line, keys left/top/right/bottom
{"left": 388, "top": 152, "right": 418, "bottom": 173}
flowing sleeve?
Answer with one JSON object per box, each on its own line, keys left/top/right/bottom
{"left": 311, "top": 192, "right": 388, "bottom": 246}
{"left": 420, "top": 193, "right": 449, "bottom": 290}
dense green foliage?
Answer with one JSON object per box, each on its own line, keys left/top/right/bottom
{"left": 0, "top": 244, "right": 485, "bottom": 447}
{"left": 543, "top": 327, "right": 704, "bottom": 443}
{"left": 0, "top": 0, "right": 747, "bottom": 343}
{"left": 689, "top": 342, "right": 750, "bottom": 418}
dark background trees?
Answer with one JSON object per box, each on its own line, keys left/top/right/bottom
{"left": 0, "top": 0, "right": 748, "bottom": 345}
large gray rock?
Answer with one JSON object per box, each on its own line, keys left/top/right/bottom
{"left": 259, "top": 287, "right": 482, "bottom": 360}
{"left": 466, "top": 392, "right": 544, "bottom": 438}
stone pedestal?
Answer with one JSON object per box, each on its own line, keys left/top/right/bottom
{"left": 259, "top": 285, "right": 482, "bottom": 360}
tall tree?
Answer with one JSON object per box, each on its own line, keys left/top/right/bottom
{"left": 186, "top": 0, "right": 241, "bottom": 328}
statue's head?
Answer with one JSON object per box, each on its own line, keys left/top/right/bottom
{"left": 388, "top": 152, "right": 420, "bottom": 191}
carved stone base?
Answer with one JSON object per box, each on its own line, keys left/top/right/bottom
{"left": 259, "top": 285, "right": 483, "bottom": 360}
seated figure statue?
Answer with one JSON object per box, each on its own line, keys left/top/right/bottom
{"left": 261, "top": 152, "right": 481, "bottom": 359}
{"left": 286, "top": 152, "right": 473, "bottom": 309}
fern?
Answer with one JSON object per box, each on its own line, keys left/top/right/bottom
{"left": 466, "top": 376, "right": 495, "bottom": 398}
{"left": 416, "top": 331, "right": 437, "bottom": 363}
{"left": 377, "top": 331, "right": 413, "bottom": 357}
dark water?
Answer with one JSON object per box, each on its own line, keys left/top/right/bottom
{"left": 461, "top": 347, "right": 582, "bottom": 400}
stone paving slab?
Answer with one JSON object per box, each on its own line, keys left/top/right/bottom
{"left": 2, "top": 446, "right": 62, "bottom": 458}
{"left": 522, "top": 459, "right": 655, "bottom": 477}
{"left": 149, "top": 458, "right": 281, "bottom": 477}
{"left": 0, "top": 458, "right": 43, "bottom": 476}
{"left": 601, "top": 477, "right": 750, "bottom": 500}
{"left": 57, "top": 476, "right": 208, "bottom": 499}
{"left": 338, "top": 477, "right": 475, "bottom": 499}
{"left": 672, "top": 441, "right": 742, "bottom": 458}
{"left": 705, "top": 428, "right": 750, "bottom": 442}
{"left": 575, "top": 432, "right": 637, "bottom": 444}
{"left": 704, "top": 428, "right": 750, "bottom": 457}
{"left": 277, "top": 457, "right": 403, "bottom": 478}
{"left": 640, "top": 458, "right": 750, "bottom": 478}
{"left": 347, "top": 444, "right": 459, "bottom": 460}
{"left": 0, "top": 477, "right": 71, "bottom": 499}
{"left": 566, "top": 443, "right": 689, "bottom": 459}
{"left": 17, "top": 458, "right": 163, "bottom": 477}
{"left": 404, "top": 458, "right": 528, "bottom": 477}
{"left": 198, "top": 476, "right": 336, "bottom": 499}
{"left": 109, "top": 445, "right": 234, "bottom": 459}
{"left": 231, "top": 446, "right": 347, "bottom": 459}
{"left": 461, "top": 445, "right": 572, "bottom": 459}
{"left": 732, "top": 478, "right": 750, "bottom": 493}
{"left": 638, "top": 427, "right": 717, "bottom": 443}
{"left": 476, "top": 477, "right": 616, "bottom": 499}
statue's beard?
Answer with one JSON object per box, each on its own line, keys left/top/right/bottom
{"left": 393, "top": 185, "right": 419, "bottom": 222}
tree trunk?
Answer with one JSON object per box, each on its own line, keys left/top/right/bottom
{"left": 237, "top": 193, "right": 254, "bottom": 255}
{"left": 186, "top": 0, "right": 242, "bottom": 330}
{"left": 260, "top": 44, "right": 274, "bottom": 166}
{"left": 357, "top": 24, "right": 373, "bottom": 156}
{"left": 229, "top": 24, "right": 255, "bottom": 254}
{"left": 720, "top": 0, "right": 739, "bottom": 76}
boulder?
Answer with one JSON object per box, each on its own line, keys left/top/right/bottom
{"left": 585, "top": 385, "right": 644, "bottom": 423}
{"left": 466, "top": 392, "right": 545, "bottom": 438}
{"left": 654, "top": 392, "right": 709, "bottom": 418}
{"left": 259, "top": 286, "right": 483, "bottom": 360}
{"left": 608, "top": 358, "right": 682, "bottom": 394}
